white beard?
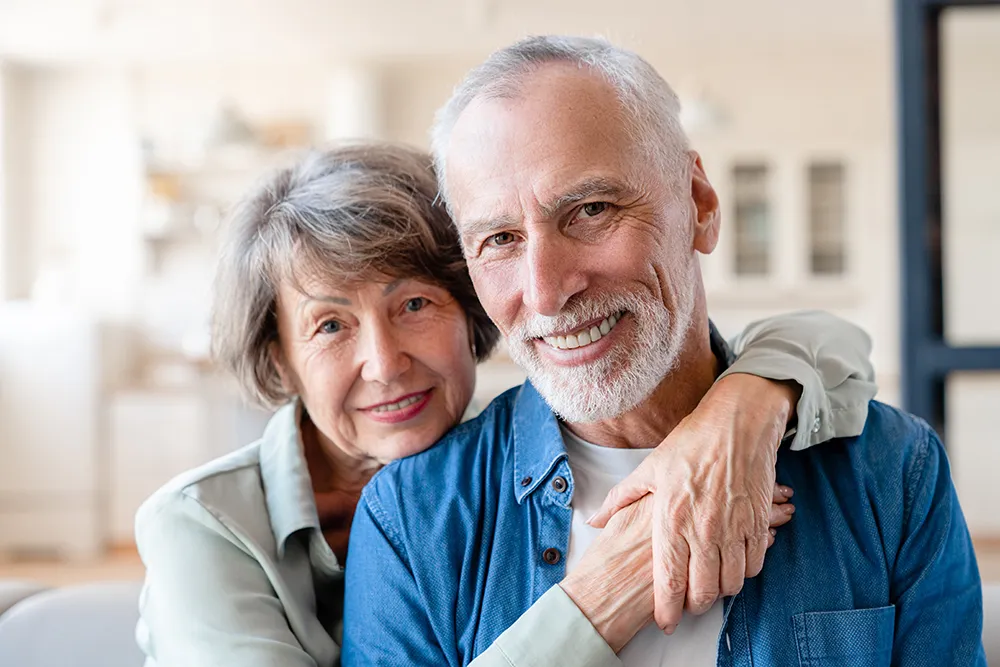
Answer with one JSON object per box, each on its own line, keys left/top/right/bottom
{"left": 504, "top": 283, "right": 696, "bottom": 423}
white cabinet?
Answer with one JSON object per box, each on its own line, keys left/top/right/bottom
{"left": 0, "top": 302, "right": 102, "bottom": 559}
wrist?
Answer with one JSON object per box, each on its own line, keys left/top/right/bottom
{"left": 560, "top": 554, "right": 653, "bottom": 652}
{"left": 717, "top": 373, "right": 800, "bottom": 425}
{"left": 770, "top": 379, "right": 802, "bottom": 425}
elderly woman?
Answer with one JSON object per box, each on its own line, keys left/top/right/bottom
{"left": 135, "top": 143, "right": 876, "bottom": 666}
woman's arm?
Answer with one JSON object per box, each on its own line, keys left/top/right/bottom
{"left": 470, "top": 311, "right": 876, "bottom": 663}
{"left": 135, "top": 491, "right": 320, "bottom": 667}
{"left": 720, "top": 309, "right": 877, "bottom": 450}
{"left": 586, "top": 310, "right": 877, "bottom": 631}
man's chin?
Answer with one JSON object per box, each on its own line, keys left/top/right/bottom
{"left": 529, "top": 374, "right": 644, "bottom": 424}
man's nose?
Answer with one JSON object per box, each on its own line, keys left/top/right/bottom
{"left": 522, "top": 235, "right": 587, "bottom": 316}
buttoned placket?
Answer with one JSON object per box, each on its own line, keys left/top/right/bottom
{"left": 526, "top": 458, "right": 575, "bottom": 601}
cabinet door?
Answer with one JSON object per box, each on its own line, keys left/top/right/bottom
{"left": 0, "top": 303, "right": 99, "bottom": 495}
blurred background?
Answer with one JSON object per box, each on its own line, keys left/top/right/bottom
{"left": 0, "top": 0, "right": 996, "bottom": 583}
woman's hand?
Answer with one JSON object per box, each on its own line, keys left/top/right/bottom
{"left": 768, "top": 482, "right": 795, "bottom": 547}
{"left": 586, "top": 373, "right": 799, "bottom": 633}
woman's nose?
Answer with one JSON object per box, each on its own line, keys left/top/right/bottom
{"left": 358, "top": 322, "right": 411, "bottom": 385}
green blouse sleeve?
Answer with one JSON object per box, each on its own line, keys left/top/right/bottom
{"left": 719, "top": 310, "right": 878, "bottom": 450}
{"left": 469, "top": 585, "right": 621, "bottom": 667}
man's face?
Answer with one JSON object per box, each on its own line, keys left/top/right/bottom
{"left": 444, "top": 64, "right": 720, "bottom": 422}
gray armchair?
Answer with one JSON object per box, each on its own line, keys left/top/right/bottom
{"left": 984, "top": 582, "right": 1000, "bottom": 664}
{"left": 0, "top": 580, "right": 48, "bottom": 617}
{"left": 0, "top": 581, "right": 143, "bottom": 667}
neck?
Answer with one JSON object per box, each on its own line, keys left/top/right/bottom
{"left": 564, "top": 319, "right": 718, "bottom": 449}
{"left": 301, "top": 412, "right": 381, "bottom": 495}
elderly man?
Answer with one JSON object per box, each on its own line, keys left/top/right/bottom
{"left": 342, "top": 36, "right": 984, "bottom": 666}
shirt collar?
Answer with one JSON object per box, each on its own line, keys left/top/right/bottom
{"left": 511, "top": 319, "right": 734, "bottom": 504}
{"left": 258, "top": 399, "right": 322, "bottom": 557}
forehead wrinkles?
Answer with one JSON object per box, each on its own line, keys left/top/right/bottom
{"left": 447, "top": 70, "right": 647, "bottom": 220}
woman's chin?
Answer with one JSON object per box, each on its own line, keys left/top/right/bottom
{"left": 368, "top": 424, "right": 452, "bottom": 463}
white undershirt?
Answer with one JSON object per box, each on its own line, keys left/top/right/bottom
{"left": 561, "top": 425, "right": 723, "bottom": 667}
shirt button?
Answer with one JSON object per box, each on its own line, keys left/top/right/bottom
{"left": 520, "top": 476, "right": 533, "bottom": 487}
{"left": 812, "top": 416, "right": 822, "bottom": 434}
{"left": 542, "top": 548, "right": 561, "bottom": 565}
{"left": 551, "top": 476, "right": 568, "bottom": 493}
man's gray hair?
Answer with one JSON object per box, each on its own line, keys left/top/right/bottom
{"left": 430, "top": 35, "right": 691, "bottom": 207}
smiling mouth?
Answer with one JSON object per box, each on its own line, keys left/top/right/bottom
{"left": 365, "top": 390, "right": 430, "bottom": 413}
{"left": 540, "top": 312, "right": 625, "bottom": 350}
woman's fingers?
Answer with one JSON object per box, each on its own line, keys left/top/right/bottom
{"left": 768, "top": 501, "right": 796, "bottom": 528}
{"left": 772, "top": 483, "right": 794, "bottom": 504}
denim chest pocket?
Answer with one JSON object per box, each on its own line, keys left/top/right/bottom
{"left": 792, "top": 605, "right": 895, "bottom": 667}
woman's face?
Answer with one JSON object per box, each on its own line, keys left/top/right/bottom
{"left": 272, "top": 272, "right": 477, "bottom": 466}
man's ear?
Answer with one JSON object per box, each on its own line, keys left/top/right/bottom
{"left": 269, "top": 341, "right": 295, "bottom": 394}
{"left": 689, "top": 151, "right": 721, "bottom": 255}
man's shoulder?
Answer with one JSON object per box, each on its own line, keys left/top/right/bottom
{"left": 787, "top": 400, "right": 944, "bottom": 488}
{"left": 361, "top": 385, "right": 522, "bottom": 519}
{"left": 854, "top": 400, "right": 941, "bottom": 465}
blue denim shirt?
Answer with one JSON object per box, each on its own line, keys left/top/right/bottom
{"left": 343, "top": 359, "right": 984, "bottom": 666}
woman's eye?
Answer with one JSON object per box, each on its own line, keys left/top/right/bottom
{"left": 487, "top": 232, "right": 516, "bottom": 247}
{"left": 404, "top": 297, "right": 427, "bottom": 313}
{"left": 319, "top": 320, "right": 342, "bottom": 334}
{"left": 581, "top": 202, "right": 609, "bottom": 217}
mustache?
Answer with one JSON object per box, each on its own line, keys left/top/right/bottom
{"left": 508, "top": 292, "right": 649, "bottom": 341}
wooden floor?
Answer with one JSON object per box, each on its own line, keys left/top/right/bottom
{"left": 4, "top": 541, "right": 1000, "bottom": 587}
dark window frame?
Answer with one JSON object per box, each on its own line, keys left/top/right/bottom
{"left": 896, "top": 0, "right": 1000, "bottom": 436}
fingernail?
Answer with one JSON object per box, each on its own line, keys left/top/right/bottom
{"left": 585, "top": 513, "right": 598, "bottom": 525}
{"left": 663, "top": 625, "right": 677, "bottom": 635}
{"left": 783, "top": 504, "right": 796, "bottom": 514}
{"left": 780, "top": 486, "right": 794, "bottom": 498}
{"left": 769, "top": 528, "right": 777, "bottom": 536}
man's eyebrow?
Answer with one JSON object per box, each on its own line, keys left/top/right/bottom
{"left": 458, "top": 177, "right": 633, "bottom": 245}
{"left": 459, "top": 213, "right": 521, "bottom": 244}
{"left": 541, "top": 177, "right": 632, "bottom": 217}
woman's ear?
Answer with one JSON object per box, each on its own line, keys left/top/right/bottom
{"left": 269, "top": 341, "right": 296, "bottom": 394}
{"left": 468, "top": 317, "right": 478, "bottom": 359}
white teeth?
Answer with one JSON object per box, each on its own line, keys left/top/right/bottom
{"left": 372, "top": 394, "right": 423, "bottom": 413}
{"left": 542, "top": 313, "right": 624, "bottom": 351}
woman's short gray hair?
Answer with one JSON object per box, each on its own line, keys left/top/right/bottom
{"left": 211, "top": 142, "right": 500, "bottom": 408}
{"left": 430, "top": 35, "right": 691, "bottom": 209}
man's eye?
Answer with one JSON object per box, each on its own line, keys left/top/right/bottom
{"left": 581, "top": 202, "right": 609, "bottom": 217}
{"left": 487, "top": 232, "right": 516, "bottom": 247}
{"left": 404, "top": 297, "right": 427, "bottom": 313}
{"left": 319, "top": 320, "right": 342, "bottom": 334}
